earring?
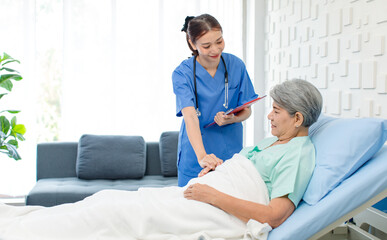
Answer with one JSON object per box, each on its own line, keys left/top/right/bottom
{"left": 295, "top": 125, "right": 300, "bottom": 128}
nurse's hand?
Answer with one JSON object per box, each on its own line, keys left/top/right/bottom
{"left": 198, "top": 154, "right": 223, "bottom": 177}
{"left": 214, "top": 111, "right": 235, "bottom": 126}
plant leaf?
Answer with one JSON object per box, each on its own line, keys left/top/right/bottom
{"left": 12, "top": 124, "right": 26, "bottom": 135}
{"left": 2, "top": 59, "right": 21, "bottom": 66}
{"left": 0, "top": 116, "right": 10, "bottom": 135}
{"left": 0, "top": 67, "right": 18, "bottom": 73}
{"left": 0, "top": 53, "right": 8, "bottom": 63}
{"left": 4, "top": 143, "right": 21, "bottom": 160}
{"left": 11, "top": 116, "right": 16, "bottom": 127}
{"left": 0, "top": 131, "right": 6, "bottom": 140}
{"left": 7, "top": 139, "right": 18, "bottom": 147}
{"left": 0, "top": 110, "right": 20, "bottom": 114}
{"left": 2, "top": 53, "right": 11, "bottom": 61}
{"left": 0, "top": 74, "right": 23, "bottom": 83}
{"left": 0, "top": 93, "right": 7, "bottom": 100}
{"left": 16, "top": 133, "right": 26, "bottom": 141}
{"left": 0, "top": 79, "right": 13, "bottom": 91}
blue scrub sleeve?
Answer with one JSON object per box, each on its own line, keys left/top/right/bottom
{"left": 237, "top": 66, "right": 258, "bottom": 106}
{"left": 172, "top": 70, "right": 195, "bottom": 117}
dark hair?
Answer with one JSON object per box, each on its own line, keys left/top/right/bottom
{"left": 181, "top": 14, "right": 222, "bottom": 56}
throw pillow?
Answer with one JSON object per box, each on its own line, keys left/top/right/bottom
{"left": 159, "top": 131, "right": 179, "bottom": 177}
{"left": 76, "top": 134, "right": 146, "bottom": 180}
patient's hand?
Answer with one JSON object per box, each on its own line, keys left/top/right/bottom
{"left": 183, "top": 183, "right": 218, "bottom": 205}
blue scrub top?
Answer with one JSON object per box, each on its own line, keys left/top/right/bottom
{"left": 172, "top": 52, "right": 257, "bottom": 178}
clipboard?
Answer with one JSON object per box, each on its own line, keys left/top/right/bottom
{"left": 203, "top": 95, "right": 267, "bottom": 128}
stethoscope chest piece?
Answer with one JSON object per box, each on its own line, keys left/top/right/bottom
{"left": 196, "top": 108, "right": 201, "bottom": 117}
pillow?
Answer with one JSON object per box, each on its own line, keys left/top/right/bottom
{"left": 303, "top": 115, "right": 387, "bottom": 205}
{"left": 159, "top": 131, "right": 179, "bottom": 177}
{"left": 76, "top": 134, "right": 146, "bottom": 180}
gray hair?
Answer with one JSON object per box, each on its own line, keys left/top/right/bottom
{"left": 270, "top": 79, "right": 323, "bottom": 127}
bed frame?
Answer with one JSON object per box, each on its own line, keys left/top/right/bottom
{"left": 313, "top": 190, "right": 387, "bottom": 240}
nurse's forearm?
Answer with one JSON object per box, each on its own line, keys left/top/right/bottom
{"left": 233, "top": 107, "right": 252, "bottom": 123}
{"left": 181, "top": 107, "right": 207, "bottom": 160}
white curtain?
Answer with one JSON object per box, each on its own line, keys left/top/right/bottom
{"left": 0, "top": 0, "right": 244, "bottom": 196}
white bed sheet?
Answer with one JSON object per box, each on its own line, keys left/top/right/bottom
{"left": 0, "top": 154, "right": 271, "bottom": 240}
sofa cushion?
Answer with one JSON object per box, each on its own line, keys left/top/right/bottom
{"left": 303, "top": 115, "right": 387, "bottom": 205}
{"left": 76, "top": 135, "right": 146, "bottom": 180}
{"left": 26, "top": 176, "right": 178, "bottom": 207}
{"left": 159, "top": 131, "right": 179, "bottom": 177}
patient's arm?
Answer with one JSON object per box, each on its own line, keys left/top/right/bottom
{"left": 183, "top": 183, "right": 295, "bottom": 228}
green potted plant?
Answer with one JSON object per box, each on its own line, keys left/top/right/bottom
{"left": 0, "top": 52, "right": 26, "bottom": 160}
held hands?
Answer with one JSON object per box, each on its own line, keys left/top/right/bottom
{"left": 198, "top": 154, "right": 223, "bottom": 177}
{"left": 214, "top": 111, "right": 235, "bottom": 126}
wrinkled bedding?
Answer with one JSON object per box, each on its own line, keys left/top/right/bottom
{"left": 0, "top": 154, "right": 271, "bottom": 240}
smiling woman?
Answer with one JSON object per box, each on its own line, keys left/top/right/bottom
{"left": 173, "top": 14, "right": 257, "bottom": 187}
{"left": 0, "top": 0, "right": 245, "bottom": 196}
{"left": 185, "top": 79, "right": 323, "bottom": 229}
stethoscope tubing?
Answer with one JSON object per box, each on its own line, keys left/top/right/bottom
{"left": 193, "top": 55, "right": 228, "bottom": 117}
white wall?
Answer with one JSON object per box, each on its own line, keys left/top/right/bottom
{"left": 263, "top": 0, "right": 387, "bottom": 137}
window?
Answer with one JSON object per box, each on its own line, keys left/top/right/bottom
{"left": 0, "top": 0, "right": 244, "bottom": 195}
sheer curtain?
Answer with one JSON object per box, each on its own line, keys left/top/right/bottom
{"left": 0, "top": 0, "right": 244, "bottom": 195}
{"left": 59, "top": 0, "right": 244, "bottom": 141}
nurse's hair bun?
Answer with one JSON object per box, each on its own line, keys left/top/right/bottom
{"left": 181, "top": 16, "right": 195, "bottom": 32}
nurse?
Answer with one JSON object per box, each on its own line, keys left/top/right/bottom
{"left": 172, "top": 14, "right": 258, "bottom": 187}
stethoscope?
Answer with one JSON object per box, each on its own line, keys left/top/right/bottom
{"left": 193, "top": 55, "right": 228, "bottom": 117}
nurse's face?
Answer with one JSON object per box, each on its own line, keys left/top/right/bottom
{"left": 267, "top": 102, "right": 298, "bottom": 140}
{"left": 191, "top": 30, "right": 225, "bottom": 64}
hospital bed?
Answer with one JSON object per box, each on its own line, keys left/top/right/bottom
{"left": 268, "top": 115, "right": 387, "bottom": 240}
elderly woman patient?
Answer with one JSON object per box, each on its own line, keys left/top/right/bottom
{"left": 0, "top": 79, "right": 322, "bottom": 240}
{"left": 185, "top": 78, "right": 322, "bottom": 228}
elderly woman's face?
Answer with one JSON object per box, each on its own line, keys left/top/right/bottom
{"left": 267, "top": 102, "right": 298, "bottom": 139}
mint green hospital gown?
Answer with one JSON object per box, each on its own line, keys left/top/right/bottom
{"left": 239, "top": 136, "right": 315, "bottom": 207}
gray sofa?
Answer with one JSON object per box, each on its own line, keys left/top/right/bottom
{"left": 26, "top": 131, "right": 179, "bottom": 207}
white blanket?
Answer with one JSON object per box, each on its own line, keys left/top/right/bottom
{"left": 0, "top": 154, "right": 271, "bottom": 240}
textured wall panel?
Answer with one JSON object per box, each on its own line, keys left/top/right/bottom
{"left": 331, "top": 9, "right": 342, "bottom": 35}
{"left": 319, "top": 14, "right": 329, "bottom": 37}
{"left": 302, "top": 0, "right": 311, "bottom": 20}
{"left": 327, "top": 90, "right": 341, "bottom": 115}
{"left": 329, "top": 39, "right": 340, "bottom": 63}
{"left": 340, "top": 59, "right": 349, "bottom": 77}
{"left": 319, "top": 41, "right": 328, "bottom": 57}
{"left": 374, "top": 35, "right": 385, "bottom": 56}
{"left": 343, "top": 92, "right": 352, "bottom": 110}
{"left": 265, "top": 0, "right": 387, "bottom": 120}
{"left": 302, "top": 45, "right": 311, "bottom": 66}
{"left": 363, "top": 99, "right": 374, "bottom": 117}
{"left": 349, "top": 62, "right": 361, "bottom": 89}
{"left": 375, "top": 104, "right": 381, "bottom": 116}
{"left": 317, "top": 65, "right": 328, "bottom": 89}
{"left": 362, "top": 61, "right": 377, "bottom": 89}
{"left": 375, "top": 4, "right": 387, "bottom": 24}
{"left": 343, "top": 7, "right": 353, "bottom": 26}
{"left": 378, "top": 74, "right": 387, "bottom": 94}
{"left": 311, "top": 63, "right": 318, "bottom": 78}
{"left": 352, "top": 34, "right": 361, "bottom": 52}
